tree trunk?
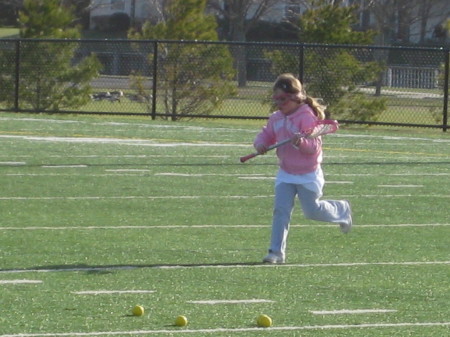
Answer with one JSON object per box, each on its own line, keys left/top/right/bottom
{"left": 230, "top": 18, "right": 247, "bottom": 87}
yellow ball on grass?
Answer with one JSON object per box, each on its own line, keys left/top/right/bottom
{"left": 175, "top": 315, "right": 188, "bottom": 326}
{"left": 132, "top": 305, "right": 145, "bottom": 316}
{"left": 257, "top": 314, "right": 272, "bottom": 327}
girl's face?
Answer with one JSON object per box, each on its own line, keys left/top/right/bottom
{"left": 272, "top": 89, "right": 300, "bottom": 115}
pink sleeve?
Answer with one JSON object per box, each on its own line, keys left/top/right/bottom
{"left": 299, "top": 111, "right": 318, "bottom": 134}
{"left": 253, "top": 120, "right": 276, "bottom": 147}
{"left": 297, "top": 109, "right": 321, "bottom": 154}
{"left": 297, "top": 137, "right": 321, "bottom": 154}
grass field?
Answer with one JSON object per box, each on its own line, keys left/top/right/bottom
{"left": 0, "top": 112, "right": 449, "bottom": 336}
{"left": 0, "top": 27, "right": 19, "bottom": 38}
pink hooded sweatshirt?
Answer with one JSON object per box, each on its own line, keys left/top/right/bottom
{"left": 253, "top": 104, "right": 322, "bottom": 175}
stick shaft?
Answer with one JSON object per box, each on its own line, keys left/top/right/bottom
{"left": 239, "top": 120, "right": 339, "bottom": 163}
{"left": 239, "top": 139, "right": 290, "bottom": 163}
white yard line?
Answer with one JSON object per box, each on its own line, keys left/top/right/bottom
{"left": 332, "top": 133, "right": 450, "bottom": 143}
{"left": 2, "top": 116, "right": 449, "bottom": 142}
{"left": 329, "top": 173, "right": 450, "bottom": 176}
{"left": 311, "top": 309, "right": 397, "bottom": 315}
{"left": 3, "top": 174, "right": 142, "bottom": 177}
{"left": 0, "top": 117, "right": 254, "bottom": 133}
{"left": 105, "top": 169, "right": 151, "bottom": 172}
{"left": 0, "top": 280, "right": 42, "bottom": 284}
{"left": 325, "top": 181, "right": 354, "bottom": 184}
{"left": 1, "top": 129, "right": 449, "bottom": 150}
{"left": 49, "top": 155, "right": 229, "bottom": 158}
{"left": 73, "top": 290, "right": 156, "bottom": 295}
{"left": 2, "top": 172, "right": 449, "bottom": 178}
{"left": 340, "top": 194, "right": 449, "bottom": 198}
{"left": 1, "top": 321, "right": 450, "bottom": 336}
{"left": 378, "top": 185, "right": 423, "bottom": 188}
{"left": 187, "top": 299, "right": 274, "bottom": 304}
{"left": 0, "top": 135, "right": 247, "bottom": 147}
{"left": 155, "top": 173, "right": 266, "bottom": 177}
{"left": 0, "top": 162, "right": 26, "bottom": 166}
{"left": 0, "top": 224, "right": 448, "bottom": 231}
{"left": 42, "top": 165, "right": 88, "bottom": 168}
{"left": 0, "top": 194, "right": 448, "bottom": 201}
{"left": 237, "top": 176, "right": 274, "bottom": 180}
{"left": 0, "top": 195, "right": 207, "bottom": 200}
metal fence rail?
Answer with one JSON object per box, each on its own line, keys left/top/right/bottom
{"left": 0, "top": 38, "right": 448, "bottom": 131}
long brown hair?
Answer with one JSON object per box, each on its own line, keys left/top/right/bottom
{"left": 273, "top": 73, "right": 326, "bottom": 120}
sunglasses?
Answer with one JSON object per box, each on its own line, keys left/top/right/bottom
{"left": 272, "top": 93, "right": 293, "bottom": 106}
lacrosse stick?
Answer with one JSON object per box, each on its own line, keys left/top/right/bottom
{"left": 239, "top": 119, "right": 339, "bottom": 163}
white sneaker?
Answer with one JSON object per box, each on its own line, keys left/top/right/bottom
{"left": 262, "top": 252, "right": 285, "bottom": 264}
{"left": 339, "top": 200, "right": 353, "bottom": 234}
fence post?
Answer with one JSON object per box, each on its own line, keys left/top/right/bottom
{"left": 151, "top": 41, "right": 158, "bottom": 120}
{"left": 298, "top": 44, "right": 304, "bottom": 83}
{"left": 14, "top": 40, "right": 20, "bottom": 112}
{"left": 443, "top": 48, "right": 449, "bottom": 132}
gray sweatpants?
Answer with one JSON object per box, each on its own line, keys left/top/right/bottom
{"left": 269, "top": 182, "right": 350, "bottom": 257}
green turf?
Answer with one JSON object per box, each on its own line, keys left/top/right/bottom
{"left": 0, "top": 112, "right": 449, "bottom": 336}
{"left": 0, "top": 27, "right": 19, "bottom": 38}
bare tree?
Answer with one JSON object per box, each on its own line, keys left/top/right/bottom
{"left": 361, "top": 0, "right": 449, "bottom": 96}
{"left": 207, "top": 0, "right": 281, "bottom": 41}
{"left": 60, "top": 0, "right": 91, "bottom": 27}
{"left": 416, "top": 0, "right": 450, "bottom": 44}
{"left": 207, "top": 0, "right": 281, "bottom": 86}
{"left": 366, "top": 0, "right": 450, "bottom": 44}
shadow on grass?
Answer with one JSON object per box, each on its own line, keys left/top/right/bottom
{"left": 0, "top": 262, "right": 266, "bottom": 274}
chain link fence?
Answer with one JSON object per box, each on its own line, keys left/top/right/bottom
{"left": 0, "top": 39, "right": 448, "bottom": 130}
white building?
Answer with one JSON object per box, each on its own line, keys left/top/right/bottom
{"left": 89, "top": 0, "right": 157, "bottom": 29}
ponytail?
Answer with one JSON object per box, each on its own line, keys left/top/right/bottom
{"left": 304, "top": 96, "right": 326, "bottom": 120}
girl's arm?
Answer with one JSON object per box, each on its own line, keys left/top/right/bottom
{"left": 253, "top": 120, "right": 276, "bottom": 153}
{"left": 293, "top": 136, "right": 322, "bottom": 154}
{"left": 292, "top": 110, "right": 322, "bottom": 154}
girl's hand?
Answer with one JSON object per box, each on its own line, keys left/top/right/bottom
{"left": 255, "top": 144, "right": 268, "bottom": 154}
{"left": 291, "top": 134, "right": 303, "bottom": 147}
